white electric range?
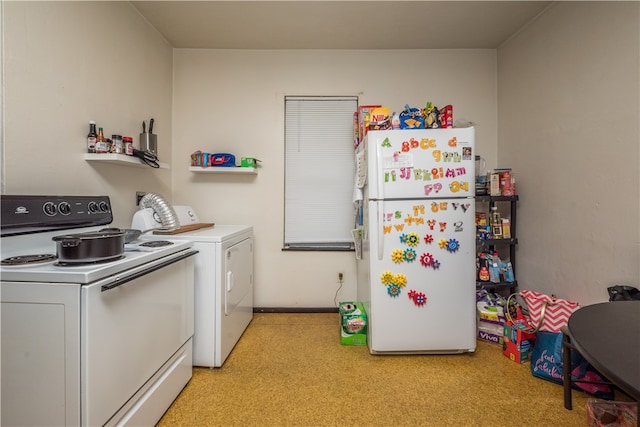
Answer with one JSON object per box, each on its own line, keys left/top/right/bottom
{"left": 0, "top": 195, "right": 197, "bottom": 427}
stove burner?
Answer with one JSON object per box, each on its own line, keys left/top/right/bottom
{"left": 138, "top": 240, "right": 174, "bottom": 248}
{"left": 54, "top": 255, "right": 125, "bottom": 267}
{"left": 1, "top": 254, "right": 57, "bottom": 266}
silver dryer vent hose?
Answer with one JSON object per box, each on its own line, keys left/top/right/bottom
{"left": 138, "top": 193, "right": 180, "bottom": 230}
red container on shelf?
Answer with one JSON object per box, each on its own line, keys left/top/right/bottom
{"left": 499, "top": 169, "right": 516, "bottom": 196}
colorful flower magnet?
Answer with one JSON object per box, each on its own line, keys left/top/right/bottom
{"left": 406, "top": 232, "right": 420, "bottom": 247}
{"left": 431, "top": 259, "right": 441, "bottom": 270}
{"left": 445, "top": 238, "right": 460, "bottom": 253}
{"left": 438, "top": 239, "right": 448, "bottom": 249}
{"left": 394, "top": 274, "right": 408, "bottom": 287}
{"left": 420, "top": 252, "right": 434, "bottom": 267}
{"left": 424, "top": 234, "right": 434, "bottom": 244}
{"left": 408, "top": 289, "right": 427, "bottom": 306}
{"left": 387, "top": 284, "right": 401, "bottom": 298}
{"left": 380, "top": 271, "right": 394, "bottom": 285}
{"left": 404, "top": 248, "right": 417, "bottom": 262}
{"left": 413, "top": 291, "right": 427, "bottom": 306}
{"left": 391, "top": 249, "right": 405, "bottom": 263}
{"left": 399, "top": 233, "right": 408, "bottom": 244}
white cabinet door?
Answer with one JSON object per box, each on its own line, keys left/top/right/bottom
{"left": 1, "top": 282, "right": 81, "bottom": 427}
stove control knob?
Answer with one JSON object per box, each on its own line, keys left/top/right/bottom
{"left": 43, "top": 201, "right": 57, "bottom": 216}
{"left": 98, "top": 201, "right": 110, "bottom": 212}
{"left": 58, "top": 202, "right": 71, "bottom": 215}
{"left": 88, "top": 201, "right": 99, "bottom": 213}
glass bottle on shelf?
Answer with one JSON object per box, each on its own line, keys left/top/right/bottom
{"left": 490, "top": 206, "right": 502, "bottom": 239}
{"left": 87, "top": 121, "right": 97, "bottom": 153}
{"left": 95, "top": 127, "right": 108, "bottom": 153}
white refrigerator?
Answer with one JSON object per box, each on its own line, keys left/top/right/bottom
{"left": 355, "top": 128, "right": 476, "bottom": 354}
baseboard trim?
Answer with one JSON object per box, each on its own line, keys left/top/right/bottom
{"left": 254, "top": 307, "right": 339, "bottom": 313}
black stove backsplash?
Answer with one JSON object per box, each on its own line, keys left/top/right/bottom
{"left": 1, "top": 195, "right": 113, "bottom": 237}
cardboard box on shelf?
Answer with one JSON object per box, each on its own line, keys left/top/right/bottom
{"left": 494, "top": 168, "right": 515, "bottom": 196}
{"left": 500, "top": 170, "right": 515, "bottom": 196}
{"left": 501, "top": 218, "right": 511, "bottom": 238}
{"left": 490, "top": 173, "right": 501, "bottom": 196}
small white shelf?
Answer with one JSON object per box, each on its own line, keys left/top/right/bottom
{"left": 189, "top": 166, "right": 257, "bottom": 174}
{"left": 84, "top": 153, "right": 169, "bottom": 169}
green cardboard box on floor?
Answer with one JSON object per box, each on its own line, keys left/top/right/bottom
{"left": 339, "top": 302, "right": 367, "bottom": 346}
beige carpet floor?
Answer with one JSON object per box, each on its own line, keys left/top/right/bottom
{"left": 157, "top": 313, "right": 606, "bottom": 426}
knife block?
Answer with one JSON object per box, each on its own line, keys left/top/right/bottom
{"left": 139, "top": 133, "right": 157, "bottom": 157}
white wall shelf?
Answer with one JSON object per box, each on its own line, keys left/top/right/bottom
{"left": 189, "top": 166, "right": 257, "bottom": 174}
{"left": 84, "top": 153, "right": 169, "bottom": 169}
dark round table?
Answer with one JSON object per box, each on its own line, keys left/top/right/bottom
{"left": 563, "top": 301, "right": 640, "bottom": 410}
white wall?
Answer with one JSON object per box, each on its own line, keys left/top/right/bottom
{"left": 497, "top": 1, "right": 640, "bottom": 304}
{"left": 2, "top": 1, "right": 174, "bottom": 226}
{"left": 172, "top": 49, "right": 497, "bottom": 307}
{"left": 12, "top": 2, "right": 631, "bottom": 309}
{"left": 3, "top": 3, "right": 497, "bottom": 309}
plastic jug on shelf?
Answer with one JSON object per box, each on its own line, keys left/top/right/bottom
{"left": 475, "top": 155, "right": 487, "bottom": 195}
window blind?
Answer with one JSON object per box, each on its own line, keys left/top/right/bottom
{"left": 284, "top": 96, "right": 357, "bottom": 250}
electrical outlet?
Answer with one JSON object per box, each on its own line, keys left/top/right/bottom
{"left": 136, "top": 192, "right": 146, "bottom": 205}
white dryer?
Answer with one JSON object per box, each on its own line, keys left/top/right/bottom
{"left": 133, "top": 207, "right": 253, "bottom": 367}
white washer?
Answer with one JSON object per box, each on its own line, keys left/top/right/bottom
{"left": 133, "top": 207, "right": 253, "bottom": 368}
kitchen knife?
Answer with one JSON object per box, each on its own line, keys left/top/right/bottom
{"left": 149, "top": 118, "right": 154, "bottom": 134}
{"left": 142, "top": 120, "right": 146, "bottom": 133}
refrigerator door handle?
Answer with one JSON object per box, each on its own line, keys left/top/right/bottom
{"left": 376, "top": 138, "right": 384, "bottom": 200}
{"left": 377, "top": 200, "right": 384, "bottom": 260}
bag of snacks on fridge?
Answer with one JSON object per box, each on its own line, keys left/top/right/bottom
{"left": 399, "top": 104, "right": 424, "bottom": 129}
